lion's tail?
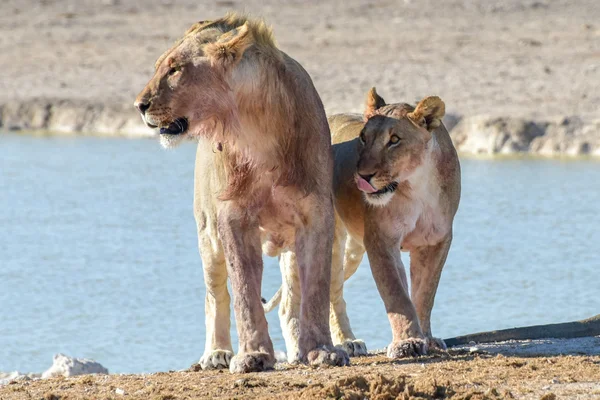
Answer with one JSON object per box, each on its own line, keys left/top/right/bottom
{"left": 261, "top": 286, "right": 282, "bottom": 313}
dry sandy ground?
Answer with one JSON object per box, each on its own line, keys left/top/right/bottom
{"left": 1, "top": 351, "right": 599, "bottom": 400}
{"left": 1, "top": 0, "right": 599, "bottom": 119}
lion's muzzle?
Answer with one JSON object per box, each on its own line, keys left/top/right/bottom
{"left": 159, "top": 118, "right": 188, "bottom": 135}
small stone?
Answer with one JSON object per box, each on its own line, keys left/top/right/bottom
{"left": 115, "top": 388, "right": 125, "bottom": 395}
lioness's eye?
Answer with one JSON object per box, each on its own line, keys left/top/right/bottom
{"left": 359, "top": 130, "right": 366, "bottom": 144}
{"left": 389, "top": 135, "right": 400, "bottom": 145}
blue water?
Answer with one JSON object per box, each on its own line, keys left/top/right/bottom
{"left": 1, "top": 133, "right": 599, "bottom": 373}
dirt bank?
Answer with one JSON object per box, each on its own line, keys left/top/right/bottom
{"left": 1, "top": 350, "right": 599, "bottom": 399}
{"left": 1, "top": 0, "right": 599, "bottom": 154}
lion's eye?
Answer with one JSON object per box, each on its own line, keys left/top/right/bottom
{"left": 168, "top": 67, "right": 180, "bottom": 76}
{"left": 389, "top": 135, "right": 400, "bottom": 145}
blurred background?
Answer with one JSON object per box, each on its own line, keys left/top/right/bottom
{"left": 1, "top": 0, "right": 599, "bottom": 374}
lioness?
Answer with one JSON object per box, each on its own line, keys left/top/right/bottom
{"left": 274, "top": 88, "right": 461, "bottom": 358}
{"left": 134, "top": 15, "right": 348, "bottom": 373}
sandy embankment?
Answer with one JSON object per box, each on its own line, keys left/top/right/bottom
{"left": 1, "top": 349, "right": 599, "bottom": 399}
{"left": 2, "top": 0, "right": 599, "bottom": 155}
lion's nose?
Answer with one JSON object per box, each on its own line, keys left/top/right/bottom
{"left": 135, "top": 101, "right": 150, "bottom": 114}
{"left": 358, "top": 173, "right": 375, "bottom": 183}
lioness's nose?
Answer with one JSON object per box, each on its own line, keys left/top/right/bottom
{"left": 134, "top": 101, "right": 150, "bottom": 114}
{"left": 358, "top": 173, "right": 375, "bottom": 183}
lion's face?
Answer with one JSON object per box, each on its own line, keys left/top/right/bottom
{"left": 355, "top": 89, "right": 445, "bottom": 206}
{"left": 134, "top": 22, "right": 253, "bottom": 148}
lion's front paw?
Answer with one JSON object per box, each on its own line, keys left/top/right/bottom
{"left": 306, "top": 346, "right": 350, "bottom": 367}
{"left": 335, "top": 339, "right": 368, "bottom": 357}
{"left": 199, "top": 350, "right": 233, "bottom": 370}
{"left": 229, "top": 352, "right": 275, "bottom": 373}
{"left": 427, "top": 337, "right": 447, "bottom": 351}
{"left": 386, "top": 338, "right": 428, "bottom": 359}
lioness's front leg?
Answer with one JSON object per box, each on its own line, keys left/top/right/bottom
{"left": 410, "top": 234, "right": 453, "bottom": 351}
{"left": 217, "top": 203, "right": 275, "bottom": 373}
{"left": 295, "top": 198, "right": 349, "bottom": 367}
{"left": 364, "top": 224, "right": 427, "bottom": 358}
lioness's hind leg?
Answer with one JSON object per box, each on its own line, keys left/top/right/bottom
{"left": 197, "top": 217, "right": 233, "bottom": 370}
{"left": 409, "top": 234, "right": 452, "bottom": 351}
{"left": 343, "top": 236, "right": 365, "bottom": 281}
{"left": 330, "top": 220, "right": 367, "bottom": 357}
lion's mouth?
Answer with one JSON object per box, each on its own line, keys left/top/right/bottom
{"left": 368, "top": 181, "right": 399, "bottom": 197}
{"left": 159, "top": 118, "right": 188, "bottom": 135}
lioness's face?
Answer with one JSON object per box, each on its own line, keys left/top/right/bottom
{"left": 355, "top": 111, "right": 432, "bottom": 206}
{"left": 134, "top": 23, "right": 252, "bottom": 148}
{"left": 355, "top": 90, "right": 445, "bottom": 206}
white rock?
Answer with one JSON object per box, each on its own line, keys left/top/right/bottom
{"left": 0, "top": 371, "right": 41, "bottom": 385}
{"left": 274, "top": 350, "right": 287, "bottom": 363}
{"left": 42, "top": 353, "right": 108, "bottom": 379}
{"left": 115, "top": 388, "right": 126, "bottom": 395}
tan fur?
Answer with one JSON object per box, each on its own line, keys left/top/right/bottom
{"left": 276, "top": 88, "right": 460, "bottom": 359}
{"left": 134, "top": 14, "right": 348, "bottom": 372}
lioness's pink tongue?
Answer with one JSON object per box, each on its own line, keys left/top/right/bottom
{"left": 356, "top": 176, "right": 377, "bottom": 193}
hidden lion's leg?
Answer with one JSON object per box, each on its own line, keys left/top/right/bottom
{"left": 329, "top": 217, "right": 367, "bottom": 356}
{"left": 278, "top": 250, "right": 302, "bottom": 363}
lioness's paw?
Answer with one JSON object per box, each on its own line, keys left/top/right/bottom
{"left": 229, "top": 352, "right": 275, "bottom": 373}
{"left": 335, "top": 339, "right": 368, "bottom": 357}
{"left": 427, "top": 337, "right": 447, "bottom": 351}
{"left": 386, "top": 338, "right": 428, "bottom": 359}
{"left": 307, "top": 346, "right": 350, "bottom": 367}
{"left": 199, "top": 350, "right": 233, "bottom": 370}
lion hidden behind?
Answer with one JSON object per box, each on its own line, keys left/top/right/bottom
{"left": 134, "top": 14, "right": 349, "bottom": 373}
{"left": 271, "top": 88, "right": 461, "bottom": 360}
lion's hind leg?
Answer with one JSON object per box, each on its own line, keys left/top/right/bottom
{"left": 409, "top": 234, "right": 453, "bottom": 351}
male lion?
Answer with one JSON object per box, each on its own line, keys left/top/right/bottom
{"left": 273, "top": 88, "right": 461, "bottom": 359}
{"left": 134, "top": 15, "right": 349, "bottom": 373}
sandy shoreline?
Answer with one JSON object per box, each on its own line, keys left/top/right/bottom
{"left": 2, "top": 0, "right": 599, "bottom": 155}
{"left": 2, "top": 338, "right": 599, "bottom": 398}
{"left": 1, "top": 349, "right": 599, "bottom": 399}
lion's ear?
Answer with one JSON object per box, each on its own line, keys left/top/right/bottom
{"left": 205, "top": 22, "right": 254, "bottom": 67}
{"left": 364, "top": 87, "right": 386, "bottom": 121}
{"left": 407, "top": 96, "right": 445, "bottom": 131}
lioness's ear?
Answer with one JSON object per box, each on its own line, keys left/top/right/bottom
{"left": 364, "top": 87, "right": 386, "bottom": 121}
{"left": 205, "top": 23, "right": 254, "bottom": 67}
{"left": 407, "top": 96, "right": 445, "bottom": 131}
